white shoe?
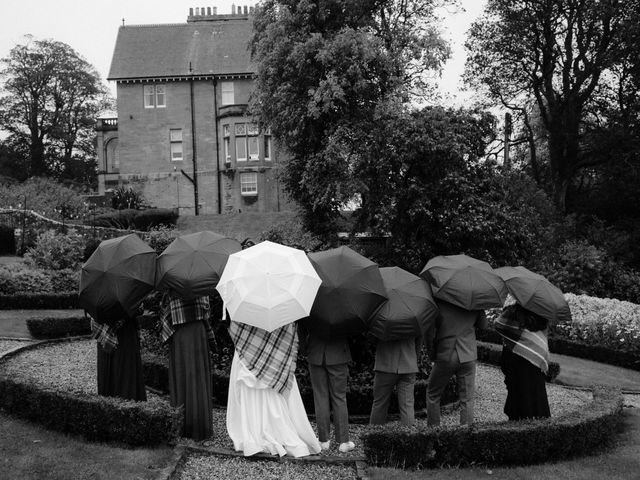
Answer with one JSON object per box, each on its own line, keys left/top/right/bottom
{"left": 320, "top": 441, "right": 331, "bottom": 451}
{"left": 339, "top": 441, "right": 355, "bottom": 453}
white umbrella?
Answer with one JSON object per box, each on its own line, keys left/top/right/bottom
{"left": 215, "top": 240, "right": 322, "bottom": 332}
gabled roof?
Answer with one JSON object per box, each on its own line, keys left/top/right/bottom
{"left": 107, "top": 17, "right": 255, "bottom": 81}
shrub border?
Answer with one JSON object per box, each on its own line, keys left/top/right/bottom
{"left": 0, "top": 338, "right": 182, "bottom": 446}
{"left": 362, "top": 385, "right": 623, "bottom": 469}
{"left": 0, "top": 292, "right": 79, "bottom": 309}
{"left": 25, "top": 315, "right": 90, "bottom": 339}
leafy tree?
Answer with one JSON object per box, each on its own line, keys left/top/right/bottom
{"left": 250, "top": 0, "right": 450, "bottom": 233}
{"left": 465, "top": 0, "right": 638, "bottom": 211}
{"left": 0, "top": 36, "right": 109, "bottom": 180}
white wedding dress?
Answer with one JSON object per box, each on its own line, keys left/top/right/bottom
{"left": 226, "top": 352, "right": 321, "bottom": 457}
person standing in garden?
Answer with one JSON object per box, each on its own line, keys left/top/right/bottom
{"left": 495, "top": 303, "right": 551, "bottom": 420}
{"left": 91, "top": 310, "right": 147, "bottom": 402}
{"left": 300, "top": 325, "right": 355, "bottom": 453}
{"left": 425, "top": 299, "right": 487, "bottom": 426}
{"left": 160, "top": 293, "right": 214, "bottom": 440}
{"left": 369, "top": 335, "right": 422, "bottom": 426}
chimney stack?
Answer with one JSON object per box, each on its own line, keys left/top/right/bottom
{"left": 232, "top": 4, "right": 236, "bottom": 14}
{"left": 189, "top": 7, "right": 194, "bottom": 16}
{"left": 243, "top": 5, "right": 248, "bottom": 14}
{"left": 213, "top": 6, "right": 217, "bottom": 14}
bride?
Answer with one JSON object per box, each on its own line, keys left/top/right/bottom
{"left": 226, "top": 320, "right": 321, "bottom": 457}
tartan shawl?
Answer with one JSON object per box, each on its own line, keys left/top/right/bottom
{"left": 159, "top": 294, "right": 214, "bottom": 344}
{"left": 228, "top": 321, "right": 298, "bottom": 394}
{"left": 495, "top": 314, "right": 549, "bottom": 374}
{"left": 91, "top": 318, "right": 125, "bottom": 353}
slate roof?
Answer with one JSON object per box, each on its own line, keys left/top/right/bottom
{"left": 107, "top": 17, "right": 255, "bottom": 81}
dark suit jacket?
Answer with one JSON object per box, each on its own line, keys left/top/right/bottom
{"left": 427, "top": 300, "right": 487, "bottom": 363}
{"left": 298, "top": 323, "right": 351, "bottom": 366}
{"left": 374, "top": 336, "right": 421, "bottom": 374}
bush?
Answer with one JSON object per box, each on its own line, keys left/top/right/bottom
{"left": 144, "top": 226, "right": 179, "bottom": 255}
{"left": 0, "top": 224, "right": 15, "bottom": 255}
{"left": 0, "top": 376, "right": 182, "bottom": 446}
{"left": 24, "top": 230, "right": 85, "bottom": 271}
{"left": 0, "top": 264, "right": 52, "bottom": 295}
{"left": 26, "top": 316, "right": 90, "bottom": 339}
{"left": 111, "top": 186, "right": 147, "bottom": 210}
{"left": 94, "top": 209, "right": 177, "bottom": 231}
{"left": 0, "top": 292, "right": 79, "bottom": 309}
{"left": 362, "top": 386, "right": 622, "bottom": 469}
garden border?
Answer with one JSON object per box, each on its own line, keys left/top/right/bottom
{"left": 360, "top": 385, "right": 623, "bottom": 469}
{"left": 0, "top": 337, "right": 183, "bottom": 446}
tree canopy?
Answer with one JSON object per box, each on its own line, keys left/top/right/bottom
{"left": 0, "top": 36, "right": 110, "bottom": 182}
{"left": 465, "top": 0, "right": 639, "bottom": 211}
{"left": 250, "top": 0, "right": 450, "bottom": 232}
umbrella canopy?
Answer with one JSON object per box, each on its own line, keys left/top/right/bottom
{"left": 156, "top": 230, "right": 241, "bottom": 300}
{"left": 79, "top": 234, "right": 156, "bottom": 326}
{"left": 420, "top": 254, "right": 507, "bottom": 310}
{"left": 495, "top": 266, "right": 571, "bottom": 323}
{"left": 215, "top": 240, "right": 322, "bottom": 332}
{"left": 369, "top": 267, "right": 439, "bottom": 341}
{"left": 303, "top": 246, "right": 388, "bottom": 338}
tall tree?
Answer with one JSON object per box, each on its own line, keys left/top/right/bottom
{"left": 250, "top": 0, "right": 450, "bottom": 233}
{"left": 465, "top": 0, "right": 637, "bottom": 211}
{"left": 0, "top": 36, "right": 108, "bottom": 179}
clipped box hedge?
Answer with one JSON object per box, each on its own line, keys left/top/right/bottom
{"left": 363, "top": 386, "right": 623, "bottom": 469}
{"left": 0, "top": 378, "right": 182, "bottom": 446}
{"left": 0, "top": 342, "right": 183, "bottom": 446}
{"left": 0, "top": 292, "right": 79, "bottom": 309}
{"left": 26, "top": 315, "right": 90, "bottom": 339}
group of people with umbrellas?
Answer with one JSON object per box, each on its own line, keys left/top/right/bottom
{"left": 79, "top": 231, "right": 571, "bottom": 457}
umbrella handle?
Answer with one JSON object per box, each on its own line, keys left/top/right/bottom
{"left": 221, "top": 301, "right": 228, "bottom": 322}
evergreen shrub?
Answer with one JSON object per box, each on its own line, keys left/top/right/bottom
{"left": 26, "top": 316, "right": 90, "bottom": 339}
{"left": 363, "top": 386, "right": 622, "bottom": 469}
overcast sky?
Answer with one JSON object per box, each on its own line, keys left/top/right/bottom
{"left": 0, "top": 0, "right": 486, "bottom": 104}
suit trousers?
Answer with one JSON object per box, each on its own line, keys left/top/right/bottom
{"left": 426, "top": 350, "right": 476, "bottom": 426}
{"left": 308, "top": 362, "right": 350, "bottom": 443}
{"left": 369, "top": 371, "right": 416, "bottom": 426}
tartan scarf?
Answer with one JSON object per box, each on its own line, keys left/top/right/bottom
{"left": 159, "top": 294, "right": 214, "bottom": 344}
{"left": 228, "top": 321, "right": 298, "bottom": 394}
{"left": 495, "top": 314, "right": 549, "bottom": 374}
{"left": 91, "top": 318, "right": 126, "bottom": 353}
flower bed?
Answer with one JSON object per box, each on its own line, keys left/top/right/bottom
{"left": 483, "top": 293, "right": 640, "bottom": 370}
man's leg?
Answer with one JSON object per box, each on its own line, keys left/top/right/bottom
{"left": 396, "top": 373, "right": 416, "bottom": 426}
{"left": 457, "top": 359, "right": 477, "bottom": 425}
{"left": 308, "top": 363, "right": 331, "bottom": 442}
{"left": 369, "top": 371, "right": 396, "bottom": 425}
{"left": 426, "top": 360, "right": 455, "bottom": 426}
{"left": 326, "top": 363, "right": 350, "bottom": 443}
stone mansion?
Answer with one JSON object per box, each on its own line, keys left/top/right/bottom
{"left": 96, "top": 5, "right": 291, "bottom": 215}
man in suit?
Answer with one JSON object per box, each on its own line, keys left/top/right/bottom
{"left": 369, "top": 335, "right": 422, "bottom": 426}
{"left": 425, "top": 299, "right": 487, "bottom": 426}
{"left": 300, "top": 325, "right": 355, "bottom": 453}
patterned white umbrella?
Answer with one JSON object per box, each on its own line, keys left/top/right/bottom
{"left": 216, "top": 240, "right": 322, "bottom": 332}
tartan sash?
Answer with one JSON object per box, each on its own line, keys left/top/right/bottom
{"left": 91, "top": 318, "right": 125, "bottom": 353}
{"left": 159, "top": 294, "right": 214, "bottom": 344}
{"left": 495, "top": 315, "right": 549, "bottom": 374}
{"left": 228, "top": 321, "right": 298, "bottom": 394}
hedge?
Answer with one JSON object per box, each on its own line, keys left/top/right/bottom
{"left": 93, "top": 208, "right": 177, "bottom": 231}
{"left": 0, "top": 224, "right": 15, "bottom": 255}
{"left": 362, "top": 386, "right": 623, "bottom": 469}
{"left": 0, "top": 292, "right": 79, "bottom": 309}
{"left": 26, "top": 315, "right": 90, "bottom": 339}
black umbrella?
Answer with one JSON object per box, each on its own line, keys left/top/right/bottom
{"left": 303, "top": 246, "right": 387, "bottom": 338}
{"left": 495, "top": 266, "right": 571, "bottom": 323}
{"left": 420, "top": 254, "right": 507, "bottom": 310}
{"left": 155, "top": 230, "right": 241, "bottom": 300}
{"left": 79, "top": 234, "right": 156, "bottom": 326}
{"left": 369, "top": 267, "right": 439, "bottom": 341}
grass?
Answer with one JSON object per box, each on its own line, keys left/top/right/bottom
{"left": 0, "top": 411, "right": 175, "bottom": 480}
